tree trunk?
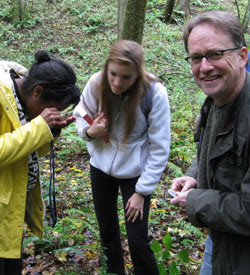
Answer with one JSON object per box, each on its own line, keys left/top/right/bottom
{"left": 118, "top": 0, "right": 128, "bottom": 40}
{"left": 11, "top": 0, "right": 28, "bottom": 25}
{"left": 121, "top": 0, "right": 148, "bottom": 44}
{"left": 179, "top": 0, "right": 190, "bottom": 18}
{"left": 242, "top": 0, "right": 250, "bottom": 32}
{"left": 164, "top": 0, "right": 176, "bottom": 23}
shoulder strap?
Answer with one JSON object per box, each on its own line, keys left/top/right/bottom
{"left": 10, "top": 69, "right": 20, "bottom": 79}
{"left": 140, "top": 81, "right": 155, "bottom": 121}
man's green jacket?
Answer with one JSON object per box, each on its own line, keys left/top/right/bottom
{"left": 187, "top": 73, "right": 250, "bottom": 274}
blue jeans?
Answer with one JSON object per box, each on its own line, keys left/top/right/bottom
{"left": 200, "top": 235, "right": 213, "bottom": 275}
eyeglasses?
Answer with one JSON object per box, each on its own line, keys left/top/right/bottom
{"left": 185, "top": 47, "right": 240, "bottom": 65}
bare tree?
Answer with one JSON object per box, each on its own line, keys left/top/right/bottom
{"left": 118, "top": 0, "right": 128, "bottom": 40}
{"left": 11, "top": 0, "right": 28, "bottom": 25}
{"left": 179, "top": 0, "right": 190, "bottom": 18}
{"left": 120, "top": 0, "right": 148, "bottom": 44}
{"left": 163, "top": 0, "right": 190, "bottom": 23}
{"left": 164, "top": 0, "right": 176, "bottom": 22}
{"left": 242, "top": 0, "right": 250, "bottom": 32}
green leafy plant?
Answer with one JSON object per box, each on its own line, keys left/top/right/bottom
{"left": 151, "top": 233, "right": 190, "bottom": 275}
{"left": 56, "top": 123, "right": 86, "bottom": 158}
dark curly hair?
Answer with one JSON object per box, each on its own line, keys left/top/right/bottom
{"left": 22, "top": 50, "right": 80, "bottom": 106}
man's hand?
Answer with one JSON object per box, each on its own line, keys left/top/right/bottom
{"left": 170, "top": 190, "right": 193, "bottom": 207}
{"left": 125, "top": 193, "right": 145, "bottom": 223}
{"left": 170, "top": 176, "right": 197, "bottom": 207}
{"left": 171, "top": 176, "right": 197, "bottom": 192}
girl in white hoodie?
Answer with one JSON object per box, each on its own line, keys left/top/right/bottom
{"left": 74, "top": 40, "right": 170, "bottom": 275}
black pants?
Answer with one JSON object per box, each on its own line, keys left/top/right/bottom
{"left": 0, "top": 258, "right": 22, "bottom": 275}
{"left": 90, "top": 165, "right": 159, "bottom": 275}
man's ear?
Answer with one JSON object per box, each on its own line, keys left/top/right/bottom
{"left": 32, "top": 85, "right": 44, "bottom": 98}
{"left": 239, "top": 47, "right": 249, "bottom": 69}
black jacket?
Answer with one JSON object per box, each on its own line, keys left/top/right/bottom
{"left": 187, "top": 73, "right": 250, "bottom": 274}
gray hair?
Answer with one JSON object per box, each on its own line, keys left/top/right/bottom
{"left": 183, "top": 11, "right": 247, "bottom": 53}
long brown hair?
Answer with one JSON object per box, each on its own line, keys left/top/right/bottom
{"left": 99, "top": 40, "right": 156, "bottom": 143}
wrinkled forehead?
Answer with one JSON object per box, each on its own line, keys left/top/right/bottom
{"left": 187, "top": 23, "right": 233, "bottom": 52}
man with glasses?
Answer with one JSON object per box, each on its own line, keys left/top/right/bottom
{"left": 170, "top": 11, "right": 249, "bottom": 274}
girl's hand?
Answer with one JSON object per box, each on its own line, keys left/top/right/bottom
{"left": 87, "top": 113, "right": 108, "bottom": 138}
{"left": 56, "top": 116, "right": 76, "bottom": 128}
{"left": 125, "top": 193, "right": 145, "bottom": 223}
{"left": 40, "top": 108, "right": 67, "bottom": 128}
{"left": 40, "top": 108, "right": 76, "bottom": 129}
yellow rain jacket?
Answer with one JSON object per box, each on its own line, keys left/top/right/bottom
{"left": 0, "top": 63, "right": 53, "bottom": 258}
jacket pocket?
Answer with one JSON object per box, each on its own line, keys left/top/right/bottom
{"left": 111, "top": 141, "right": 142, "bottom": 178}
{"left": 213, "top": 135, "right": 246, "bottom": 193}
{"left": 0, "top": 169, "right": 12, "bottom": 205}
{"left": 215, "top": 166, "right": 244, "bottom": 193}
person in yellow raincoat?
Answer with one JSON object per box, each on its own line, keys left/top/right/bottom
{"left": 0, "top": 50, "right": 80, "bottom": 274}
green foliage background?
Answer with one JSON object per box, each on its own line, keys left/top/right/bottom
{"left": 0, "top": 0, "right": 249, "bottom": 274}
